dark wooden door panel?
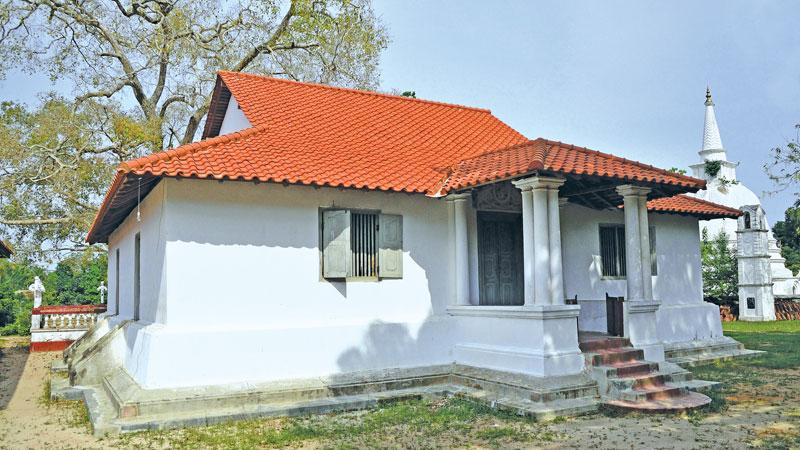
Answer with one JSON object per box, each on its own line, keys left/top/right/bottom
{"left": 478, "top": 212, "right": 524, "bottom": 306}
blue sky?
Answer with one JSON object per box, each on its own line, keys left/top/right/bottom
{"left": 372, "top": 0, "right": 800, "bottom": 220}
{"left": 2, "top": 1, "right": 797, "bottom": 220}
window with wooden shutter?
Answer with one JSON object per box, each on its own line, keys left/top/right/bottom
{"left": 321, "top": 209, "right": 402, "bottom": 280}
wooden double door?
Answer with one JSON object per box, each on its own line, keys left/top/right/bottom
{"left": 477, "top": 212, "right": 524, "bottom": 306}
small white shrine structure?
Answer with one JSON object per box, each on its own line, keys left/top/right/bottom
{"left": 736, "top": 205, "right": 777, "bottom": 321}
{"left": 689, "top": 88, "right": 800, "bottom": 317}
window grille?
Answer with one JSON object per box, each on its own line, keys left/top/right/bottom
{"left": 600, "top": 225, "right": 626, "bottom": 277}
{"left": 599, "top": 225, "right": 657, "bottom": 277}
{"left": 351, "top": 212, "right": 378, "bottom": 278}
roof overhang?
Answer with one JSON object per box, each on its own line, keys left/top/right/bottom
{"left": 201, "top": 75, "right": 232, "bottom": 140}
{"left": 86, "top": 172, "right": 162, "bottom": 244}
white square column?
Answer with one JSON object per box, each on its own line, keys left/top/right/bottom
{"left": 616, "top": 185, "right": 664, "bottom": 361}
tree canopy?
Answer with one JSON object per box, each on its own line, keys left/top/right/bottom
{"left": 0, "top": 0, "right": 388, "bottom": 260}
{"left": 773, "top": 202, "right": 800, "bottom": 276}
{"left": 700, "top": 228, "right": 738, "bottom": 305}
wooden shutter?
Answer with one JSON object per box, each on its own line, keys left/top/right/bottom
{"left": 322, "top": 210, "right": 351, "bottom": 278}
{"left": 378, "top": 214, "right": 403, "bottom": 278}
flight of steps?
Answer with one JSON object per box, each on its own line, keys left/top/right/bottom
{"left": 580, "top": 335, "right": 713, "bottom": 412}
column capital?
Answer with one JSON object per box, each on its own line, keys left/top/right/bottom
{"left": 445, "top": 192, "right": 472, "bottom": 202}
{"left": 512, "top": 175, "right": 565, "bottom": 191}
{"left": 616, "top": 184, "right": 651, "bottom": 198}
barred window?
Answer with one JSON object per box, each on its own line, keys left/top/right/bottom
{"left": 351, "top": 212, "right": 378, "bottom": 277}
{"left": 599, "top": 225, "right": 657, "bottom": 278}
{"left": 600, "top": 225, "right": 626, "bottom": 277}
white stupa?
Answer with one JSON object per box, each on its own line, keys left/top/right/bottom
{"left": 690, "top": 88, "right": 799, "bottom": 297}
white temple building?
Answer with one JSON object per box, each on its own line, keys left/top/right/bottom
{"left": 689, "top": 88, "right": 800, "bottom": 299}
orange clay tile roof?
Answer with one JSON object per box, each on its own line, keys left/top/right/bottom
{"left": 189, "top": 70, "right": 527, "bottom": 193}
{"left": 437, "top": 139, "right": 706, "bottom": 193}
{"left": 645, "top": 195, "right": 741, "bottom": 219}
{"left": 87, "top": 71, "right": 725, "bottom": 243}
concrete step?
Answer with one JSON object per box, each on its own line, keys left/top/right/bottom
{"left": 590, "top": 348, "right": 645, "bottom": 366}
{"left": 50, "top": 359, "right": 68, "bottom": 374}
{"left": 619, "top": 384, "right": 688, "bottom": 402}
{"left": 668, "top": 348, "right": 764, "bottom": 368}
{"left": 579, "top": 337, "right": 631, "bottom": 353}
{"left": 608, "top": 373, "right": 666, "bottom": 392}
{"left": 604, "top": 391, "right": 712, "bottom": 413}
{"left": 595, "top": 360, "right": 659, "bottom": 378}
{"left": 493, "top": 396, "right": 599, "bottom": 420}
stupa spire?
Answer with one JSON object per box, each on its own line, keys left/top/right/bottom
{"left": 701, "top": 86, "right": 726, "bottom": 161}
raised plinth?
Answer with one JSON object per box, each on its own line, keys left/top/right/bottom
{"left": 449, "top": 304, "right": 583, "bottom": 377}
{"left": 623, "top": 301, "right": 664, "bottom": 361}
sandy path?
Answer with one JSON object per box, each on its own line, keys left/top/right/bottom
{"left": 0, "top": 347, "right": 108, "bottom": 450}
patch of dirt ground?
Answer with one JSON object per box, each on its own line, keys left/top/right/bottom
{"left": 0, "top": 343, "right": 798, "bottom": 449}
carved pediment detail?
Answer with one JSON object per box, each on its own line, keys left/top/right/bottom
{"left": 473, "top": 182, "right": 522, "bottom": 212}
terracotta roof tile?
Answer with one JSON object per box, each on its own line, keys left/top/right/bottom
{"left": 645, "top": 195, "right": 741, "bottom": 219}
{"left": 439, "top": 139, "right": 706, "bottom": 193}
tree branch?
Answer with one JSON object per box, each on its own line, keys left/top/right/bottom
{"left": 0, "top": 217, "right": 73, "bottom": 225}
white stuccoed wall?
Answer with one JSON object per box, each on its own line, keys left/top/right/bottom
{"left": 560, "top": 203, "right": 722, "bottom": 343}
{"left": 122, "top": 179, "right": 459, "bottom": 388}
{"left": 217, "top": 96, "right": 252, "bottom": 136}
{"left": 105, "top": 179, "right": 723, "bottom": 389}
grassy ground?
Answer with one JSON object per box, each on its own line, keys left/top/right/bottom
{"left": 116, "top": 397, "right": 563, "bottom": 449}
{"left": 689, "top": 320, "right": 800, "bottom": 449}
{"left": 2, "top": 322, "right": 799, "bottom": 449}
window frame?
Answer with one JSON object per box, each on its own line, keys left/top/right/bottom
{"left": 319, "top": 207, "right": 381, "bottom": 282}
{"left": 599, "top": 223, "right": 626, "bottom": 279}
{"left": 598, "top": 223, "right": 658, "bottom": 279}
{"left": 349, "top": 210, "right": 380, "bottom": 280}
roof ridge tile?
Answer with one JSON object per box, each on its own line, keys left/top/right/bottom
{"left": 218, "top": 70, "right": 493, "bottom": 114}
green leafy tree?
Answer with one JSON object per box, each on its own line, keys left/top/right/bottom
{"left": 0, "top": 0, "right": 388, "bottom": 259}
{"left": 773, "top": 202, "right": 800, "bottom": 276}
{"left": 0, "top": 99, "right": 134, "bottom": 260}
{"left": 700, "top": 228, "right": 738, "bottom": 305}
{"left": 0, "top": 251, "right": 107, "bottom": 335}
{"left": 0, "top": 259, "right": 47, "bottom": 335}
{"left": 48, "top": 251, "right": 108, "bottom": 305}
